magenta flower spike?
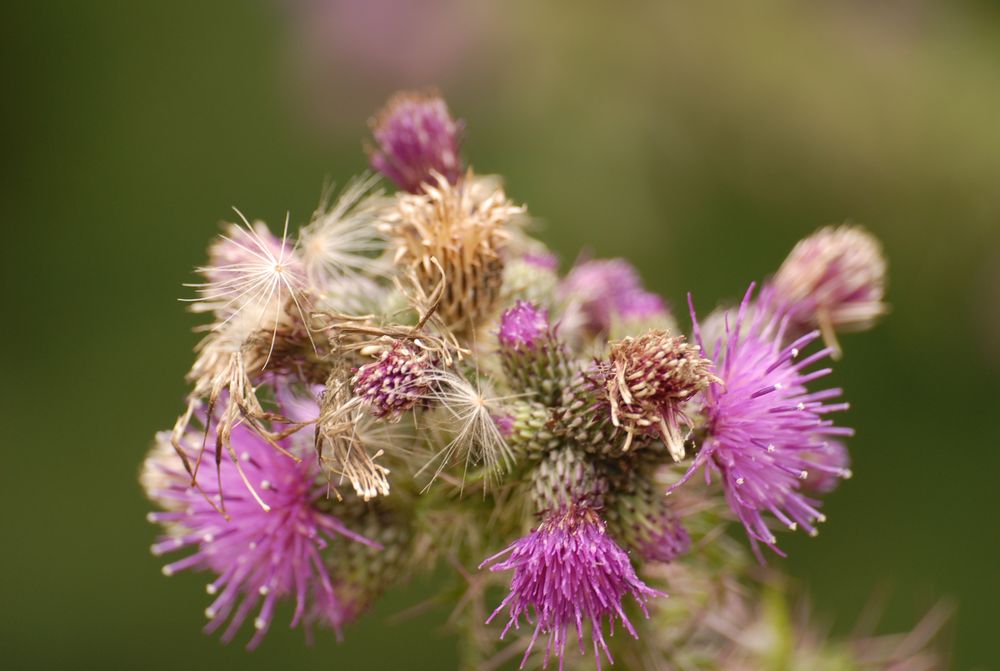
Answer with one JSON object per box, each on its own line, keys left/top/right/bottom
{"left": 144, "top": 409, "right": 379, "bottom": 649}
{"left": 481, "top": 504, "right": 664, "bottom": 670}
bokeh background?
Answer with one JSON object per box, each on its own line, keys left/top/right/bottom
{"left": 4, "top": 1, "right": 999, "bottom": 669}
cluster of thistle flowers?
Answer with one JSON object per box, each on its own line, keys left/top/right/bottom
{"left": 141, "top": 90, "right": 938, "bottom": 669}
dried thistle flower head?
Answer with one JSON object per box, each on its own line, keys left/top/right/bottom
{"left": 382, "top": 172, "right": 524, "bottom": 333}
{"left": 316, "top": 358, "right": 393, "bottom": 502}
{"left": 368, "top": 90, "right": 463, "bottom": 193}
{"left": 599, "top": 329, "right": 719, "bottom": 459}
{"left": 772, "top": 223, "right": 888, "bottom": 355}
{"left": 186, "top": 215, "right": 311, "bottom": 337}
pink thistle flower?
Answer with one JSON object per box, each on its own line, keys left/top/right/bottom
{"left": 481, "top": 504, "right": 664, "bottom": 670}
{"left": 674, "top": 284, "right": 854, "bottom": 558}
{"left": 498, "top": 300, "right": 552, "bottom": 351}
{"left": 558, "top": 259, "right": 668, "bottom": 338}
{"left": 497, "top": 301, "right": 572, "bottom": 405}
{"left": 144, "top": 407, "right": 379, "bottom": 649}
{"left": 368, "top": 90, "right": 463, "bottom": 193}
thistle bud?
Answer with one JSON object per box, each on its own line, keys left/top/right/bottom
{"left": 317, "top": 499, "right": 413, "bottom": 630}
{"left": 501, "top": 251, "right": 559, "bottom": 307}
{"left": 368, "top": 91, "right": 463, "bottom": 193}
{"left": 529, "top": 446, "right": 604, "bottom": 512}
{"left": 605, "top": 467, "right": 691, "bottom": 563}
{"left": 772, "top": 224, "right": 888, "bottom": 355}
{"left": 500, "top": 401, "right": 562, "bottom": 459}
{"left": 497, "top": 301, "right": 572, "bottom": 405}
{"left": 549, "top": 372, "right": 630, "bottom": 457}
{"left": 598, "top": 330, "right": 719, "bottom": 459}
{"left": 351, "top": 340, "right": 435, "bottom": 422}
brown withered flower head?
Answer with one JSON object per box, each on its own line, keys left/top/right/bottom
{"left": 598, "top": 329, "right": 719, "bottom": 459}
{"left": 381, "top": 171, "right": 523, "bottom": 334}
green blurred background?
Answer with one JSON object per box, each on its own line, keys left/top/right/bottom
{"left": 4, "top": 1, "right": 999, "bottom": 669}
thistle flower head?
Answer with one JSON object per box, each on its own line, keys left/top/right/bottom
{"left": 368, "top": 90, "right": 463, "bottom": 193}
{"left": 497, "top": 301, "right": 573, "bottom": 405}
{"left": 498, "top": 300, "right": 551, "bottom": 351}
{"left": 676, "top": 285, "right": 854, "bottom": 556}
{"left": 297, "top": 175, "right": 388, "bottom": 290}
{"left": 143, "top": 411, "right": 379, "bottom": 649}
{"left": 351, "top": 339, "right": 437, "bottom": 422}
{"left": 186, "top": 215, "right": 309, "bottom": 332}
{"left": 558, "top": 259, "right": 668, "bottom": 339}
{"left": 604, "top": 467, "right": 692, "bottom": 564}
{"left": 598, "top": 329, "right": 719, "bottom": 459}
{"left": 481, "top": 503, "right": 664, "bottom": 670}
{"left": 383, "top": 172, "right": 524, "bottom": 332}
{"left": 772, "top": 224, "right": 888, "bottom": 354}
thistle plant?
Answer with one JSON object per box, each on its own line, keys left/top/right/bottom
{"left": 141, "top": 90, "right": 944, "bottom": 669}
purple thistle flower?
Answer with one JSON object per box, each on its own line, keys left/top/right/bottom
{"left": 144, "top": 408, "right": 379, "bottom": 649}
{"left": 351, "top": 340, "right": 436, "bottom": 422}
{"left": 368, "top": 90, "right": 464, "bottom": 193}
{"left": 481, "top": 504, "right": 664, "bottom": 670}
{"left": 558, "top": 259, "right": 667, "bottom": 337}
{"left": 497, "top": 301, "right": 572, "bottom": 405}
{"left": 674, "top": 284, "right": 854, "bottom": 558}
{"left": 498, "top": 300, "right": 551, "bottom": 351}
